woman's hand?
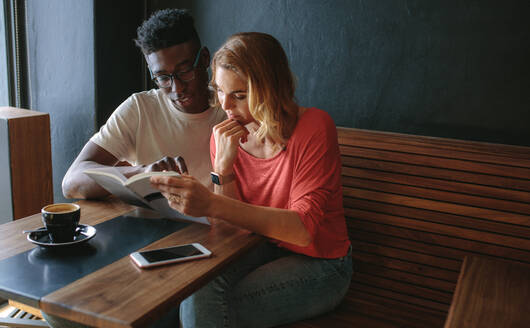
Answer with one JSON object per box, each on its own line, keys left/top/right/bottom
{"left": 150, "top": 174, "right": 214, "bottom": 218}
{"left": 212, "top": 119, "right": 249, "bottom": 174}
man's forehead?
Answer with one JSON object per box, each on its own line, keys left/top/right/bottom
{"left": 146, "top": 41, "right": 199, "bottom": 72}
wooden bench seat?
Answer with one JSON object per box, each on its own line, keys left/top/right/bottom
{"left": 283, "top": 127, "right": 530, "bottom": 328}
{"left": 445, "top": 255, "right": 530, "bottom": 328}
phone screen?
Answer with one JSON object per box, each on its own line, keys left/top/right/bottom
{"left": 140, "top": 245, "right": 203, "bottom": 263}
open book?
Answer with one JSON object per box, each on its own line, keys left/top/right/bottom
{"left": 83, "top": 167, "right": 209, "bottom": 225}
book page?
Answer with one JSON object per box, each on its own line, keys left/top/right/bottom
{"left": 124, "top": 171, "right": 180, "bottom": 198}
{"left": 83, "top": 169, "right": 150, "bottom": 208}
{"left": 125, "top": 172, "right": 209, "bottom": 225}
{"left": 83, "top": 167, "right": 128, "bottom": 184}
{"left": 125, "top": 170, "right": 181, "bottom": 185}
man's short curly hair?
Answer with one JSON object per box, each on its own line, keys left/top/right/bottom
{"left": 134, "top": 8, "right": 200, "bottom": 54}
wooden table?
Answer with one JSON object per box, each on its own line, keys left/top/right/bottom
{"left": 0, "top": 199, "right": 262, "bottom": 327}
{"left": 444, "top": 256, "right": 530, "bottom": 328}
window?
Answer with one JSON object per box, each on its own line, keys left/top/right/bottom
{"left": 1, "top": 0, "right": 28, "bottom": 108}
{"left": 0, "top": 0, "right": 9, "bottom": 106}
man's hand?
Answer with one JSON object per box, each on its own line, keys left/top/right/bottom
{"left": 144, "top": 156, "right": 189, "bottom": 174}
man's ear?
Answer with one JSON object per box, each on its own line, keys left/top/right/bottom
{"left": 144, "top": 55, "right": 154, "bottom": 78}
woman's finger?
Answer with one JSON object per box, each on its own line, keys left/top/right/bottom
{"left": 213, "top": 119, "right": 236, "bottom": 134}
{"left": 150, "top": 176, "right": 186, "bottom": 194}
{"left": 214, "top": 119, "right": 246, "bottom": 136}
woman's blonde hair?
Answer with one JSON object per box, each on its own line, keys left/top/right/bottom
{"left": 211, "top": 32, "right": 299, "bottom": 146}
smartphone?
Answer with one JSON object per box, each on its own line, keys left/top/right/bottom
{"left": 130, "top": 243, "right": 212, "bottom": 268}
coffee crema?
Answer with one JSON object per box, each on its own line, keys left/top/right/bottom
{"left": 42, "top": 203, "right": 79, "bottom": 214}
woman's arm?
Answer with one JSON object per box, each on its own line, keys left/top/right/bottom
{"left": 213, "top": 181, "right": 238, "bottom": 200}
{"left": 209, "top": 119, "right": 247, "bottom": 199}
{"left": 211, "top": 192, "right": 311, "bottom": 246}
{"left": 150, "top": 175, "right": 312, "bottom": 247}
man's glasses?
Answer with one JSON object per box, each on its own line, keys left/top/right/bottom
{"left": 150, "top": 47, "right": 204, "bottom": 89}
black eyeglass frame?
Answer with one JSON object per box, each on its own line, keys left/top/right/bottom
{"left": 149, "top": 46, "right": 205, "bottom": 89}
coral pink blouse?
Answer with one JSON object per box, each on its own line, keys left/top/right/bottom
{"left": 210, "top": 107, "right": 350, "bottom": 258}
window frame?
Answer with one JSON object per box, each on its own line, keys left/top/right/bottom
{"left": 2, "top": 0, "right": 28, "bottom": 108}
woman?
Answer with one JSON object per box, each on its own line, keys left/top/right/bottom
{"left": 151, "top": 32, "right": 352, "bottom": 327}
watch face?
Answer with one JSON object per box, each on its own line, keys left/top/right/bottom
{"left": 211, "top": 172, "right": 221, "bottom": 185}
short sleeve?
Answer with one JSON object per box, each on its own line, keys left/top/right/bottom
{"left": 90, "top": 96, "right": 139, "bottom": 162}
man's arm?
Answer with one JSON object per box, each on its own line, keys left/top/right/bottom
{"left": 62, "top": 141, "right": 146, "bottom": 199}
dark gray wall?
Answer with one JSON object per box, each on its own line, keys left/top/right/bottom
{"left": 26, "top": 0, "right": 96, "bottom": 203}
{"left": 152, "top": 0, "right": 530, "bottom": 146}
{"left": 24, "top": 0, "right": 146, "bottom": 202}
{"left": 94, "top": 1, "right": 146, "bottom": 127}
{"left": 17, "top": 0, "right": 530, "bottom": 203}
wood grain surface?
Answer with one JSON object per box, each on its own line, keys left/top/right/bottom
{"left": 284, "top": 127, "right": 530, "bottom": 328}
{"left": 0, "top": 198, "right": 262, "bottom": 327}
{"left": 444, "top": 256, "right": 530, "bottom": 328}
{"left": 0, "top": 106, "right": 53, "bottom": 220}
{"left": 0, "top": 199, "right": 133, "bottom": 261}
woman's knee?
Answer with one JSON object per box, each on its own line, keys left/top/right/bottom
{"left": 180, "top": 273, "right": 231, "bottom": 327}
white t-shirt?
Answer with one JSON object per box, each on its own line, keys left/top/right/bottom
{"left": 90, "top": 89, "right": 226, "bottom": 189}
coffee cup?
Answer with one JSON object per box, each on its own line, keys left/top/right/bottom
{"left": 41, "top": 203, "right": 81, "bottom": 243}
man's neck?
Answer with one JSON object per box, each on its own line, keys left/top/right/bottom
{"left": 174, "top": 103, "right": 210, "bottom": 114}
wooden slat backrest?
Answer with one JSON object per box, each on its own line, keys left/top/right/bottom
{"left": 339, "top": 127, "right": 530, "bottom": 327}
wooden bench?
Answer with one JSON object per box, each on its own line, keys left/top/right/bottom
{"left": 284, "top": 127, "right": 530, "bottom": 328}
{"left": 445, "top": 255, "right": 530, "bottom": 328}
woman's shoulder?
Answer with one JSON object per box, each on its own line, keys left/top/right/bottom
{"left": 289, "top": 107, "right": 337, "bottom": 146}
{"left": 297, "top": 107, "right": 335, "bottom": 133}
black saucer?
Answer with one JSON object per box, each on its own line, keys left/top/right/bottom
{"left": 27, "top": 224, "right": 96, "bottom": 248}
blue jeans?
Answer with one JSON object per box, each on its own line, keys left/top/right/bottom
{"left": 43, "top": 242, "right": 353, "bottom": 328}
{"left": 180, "top": 241, "right": 353, "bottom": 328}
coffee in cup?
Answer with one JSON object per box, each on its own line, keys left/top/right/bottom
{"left": 41, "top": 203, "right": 81, "bottom": 243}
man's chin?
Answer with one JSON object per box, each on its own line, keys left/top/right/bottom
{"left": 170, "top": 98, "right": 194, "bottom": 113}
{"left": 168, "top": 92, "right": 209, "bottom": 114}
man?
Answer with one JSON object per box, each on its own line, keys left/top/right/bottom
{"left": 62, "top": 9, "right": 225, "bottom": 199}
{"left": 43, "top": 8, "right": 219, "bottom": 328}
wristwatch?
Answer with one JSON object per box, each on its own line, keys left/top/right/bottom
{"left": 210, "top": 172, "right": 236, "bottom": 185}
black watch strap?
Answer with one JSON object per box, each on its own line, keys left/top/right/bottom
{"left": 210, "top": 172, "right": 236, "bottom": 185}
